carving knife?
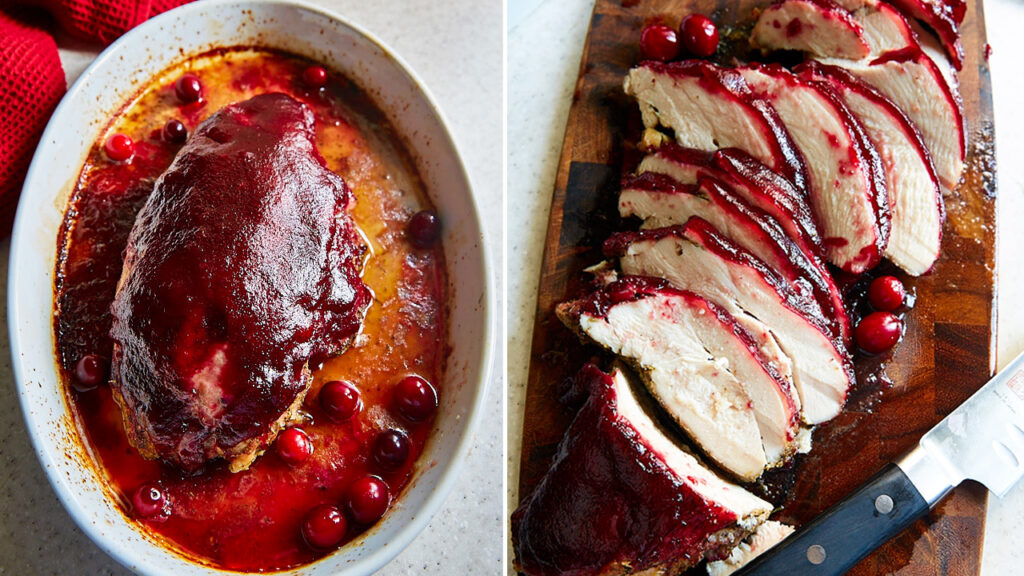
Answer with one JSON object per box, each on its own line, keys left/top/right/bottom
{"left": 734, "top": 350, "right": 1024, "bottom": 576}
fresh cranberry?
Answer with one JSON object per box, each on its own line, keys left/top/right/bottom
{"left": 74, "top": 354, "right": 109, "bottom": 391}
{"left": 320, "top": 380, "right": 362, "bottom": 422}
{"left": 276, "top": 428, "right": 313, "bottom": 465}
{"left": 174, "top": 74, "right": 203, "bottom": 104}
{"left": 868, "top": 275, "right": 906, "bottom": 311}
{"left": 132, "top": 482, "right": 168, "bottom": 519}
{"left": 347, "top": 476, "right": 390, "bottom": 525}
{"left": 855, "top": 311, "right": 902, "bottom": 354}
{"left": 394, "top": 375, "right": 438, "bottom": 422}
{"left": 301, "top": 504, "right": 348, "bottom": 549}
{"left": 302, "top": 65, "right": 328, "bottom": 88}
{"left": 408, "top": 210, "right": 441, "bottom": 248}
{"left": 162, "top": 119, "right": 188, "bottom": 143}
{"left": 640, "top": 24, "right": 680, "bottom": 61}
{"left": 374, "top": 429, "right": 411, "bottom": 470}
{"left": 104, "top": 133, "right": 134, "bottom": 162}
{"left": 679, "top": 14, "right": 719, "bottom": 57}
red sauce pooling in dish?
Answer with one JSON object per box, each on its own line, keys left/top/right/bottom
{"left": 53, "top": 48, "right": 446, "bottom": 571}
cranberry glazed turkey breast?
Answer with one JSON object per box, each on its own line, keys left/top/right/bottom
{"left": 512, "top": 364, "right": 772, "bottom": 576}
{"left": 109, "top": 93, "right": 373, "bottom": 473}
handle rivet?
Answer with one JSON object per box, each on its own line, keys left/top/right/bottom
{"left": 875, "top": 494, "right": 894, "bottom": 515}
{"left": 807, "top": 544, "right": 827, "bottom": 565}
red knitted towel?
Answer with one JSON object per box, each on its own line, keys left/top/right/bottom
{"left": 0, "top": 0, "right": 189, "bottom": 235}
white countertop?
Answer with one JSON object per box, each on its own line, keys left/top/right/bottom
{"left": 0, "top": 0, "right": 503, "bottom": 574}
{"left": 507, "top": 0, "right": 1024, "bottom": 573}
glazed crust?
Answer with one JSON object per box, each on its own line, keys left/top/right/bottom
{"left": 110, "top": 94, "right": 371, "bottom": 473}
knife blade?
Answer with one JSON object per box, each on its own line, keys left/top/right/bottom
{"left": 733, "top": 350, "right": 1024, "bottom": 576}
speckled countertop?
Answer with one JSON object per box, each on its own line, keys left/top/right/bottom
{"left": 508, "top": 0, "right": 1024, "bottom": 573}
{"left": 0, "top": 0, "right": 503, "bottom": 574}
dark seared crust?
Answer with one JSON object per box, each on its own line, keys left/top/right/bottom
{"left": 511, "top": 364, "right": 765, "bottom": 576}
{"left": 578, "top": 522, "right": 750, "bottom": 576}
{"left": 646, "top": 145, "right": 714, "bottom": 171}
{"left": 636, "top": 61, "right": 810, "bottom": 191}
{"left": 742, "top": 63, "right": 890, "bottom": 273}
{"left": 798, "top": 60, "right": 945, "bottom": 272}
{"left": 621, "top": 171, "right": 850, "bottom": 345}
{"left": 886, "top": 0, "right": 964, "bottom": 68}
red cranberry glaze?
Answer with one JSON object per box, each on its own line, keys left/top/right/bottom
{"left": 73, "top": 354, "right": 108, "bottom": 391}
{"left": 132, "top": 482, "right": 169, "bottom": 519}
{"left": 512, "top": 365, "right": 740, "bottom": 575}
{"left": 408, "top": 210, "right": 441, "bottom": 248}
{"left": 640, "top": 24, "right": 680, "bottom": 62}
{"left": 855, "top": 311, "right": 902, "bottom": 354}
{"left": 277, "top": 428, "right": 314, "bottom": 466}
{"left": 320, "top": 380, "right": 362, "bottom": 422}
{"left": 301, "top": 504, "right": 348, "bottom": 549}
{"left": 374, "top": 429, "right": 411, "bottom": 470}
{"left": 107, "top": 94, "right": 372, "bottom": 472}
{"left": 868, "top": 275, "right": 906, "bottom": 311}
{"left": 608, "top": 280, "right": 640, "bottom": 305}
{"left": 174, "top": 74, "right": 203, "bottom": 103}
{"left": 347, "top": 476, "right": 391, "bottom": 525}
{"left": 162, "top": 119, "right": 188, "bottom": 143}
{"left": 53, "top": 51, "right": 445, "bottom": 572}
{"left": 302, "top": 65, "right": 328, "bottom": 88}
{"left": 680, "top": 14, "right": 719, "bottom": 57}
{"left": 104, "top": 133, "right": 134, "bottom": 162}
{"left": 394, "top": 375, "right": 438, "bottom": 422}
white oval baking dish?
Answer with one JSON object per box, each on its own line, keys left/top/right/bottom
{"left": 8, "top": 1, "right": 494, "bottom": 574}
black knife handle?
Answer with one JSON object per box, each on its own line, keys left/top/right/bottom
{"left": 733, "top": 463, "right": 931, "bottom": 576}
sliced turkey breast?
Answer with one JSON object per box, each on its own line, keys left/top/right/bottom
{"left": 758, "top": 0, "right": 923, "bottom": 57}
{"left": 838, "top": 0, "right": 918, "bottom": 53}
{"left": 751, "top": 0, "right": 870, "bottom": 59}
{"left": 799, "top": 61, "right": 943, "bottom": 275}
{"left": 605, "top": 220, "right": 853, "bottom": 424}
{"left": 754, "top": 0, "right": 916, "bottom": 58}
{"left": 739, "top": 64, "right": 889, "bottom": 273}
{"left": 511, "top": 364, "right": 773, "bottom": 576}
{"left": 619, "top": 172, "right": 850, "bottom": 344}
{"left": 818, "top": 48, "right": 964, "bottom": 192}
{"left": 624, "top": 60, "right": 809, "bottom": 190}
{"left": 558, "top": 276, "right": 801, "bottom": 479}
{"left": 747, "top": 0, "right": 964, "bottom": 192}
{"left": 639, "top": 144, "right": 824, "bottom": 257}
{"left": 886, "top": 0, "right": 964, "bottom": 68}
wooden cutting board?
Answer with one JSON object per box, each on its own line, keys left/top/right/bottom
{"left": 515, "top": 0, "right": 997, "bottom": 574}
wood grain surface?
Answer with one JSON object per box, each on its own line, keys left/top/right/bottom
{"left": 515, "top": 0, "right": 997, "bottom": 574}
